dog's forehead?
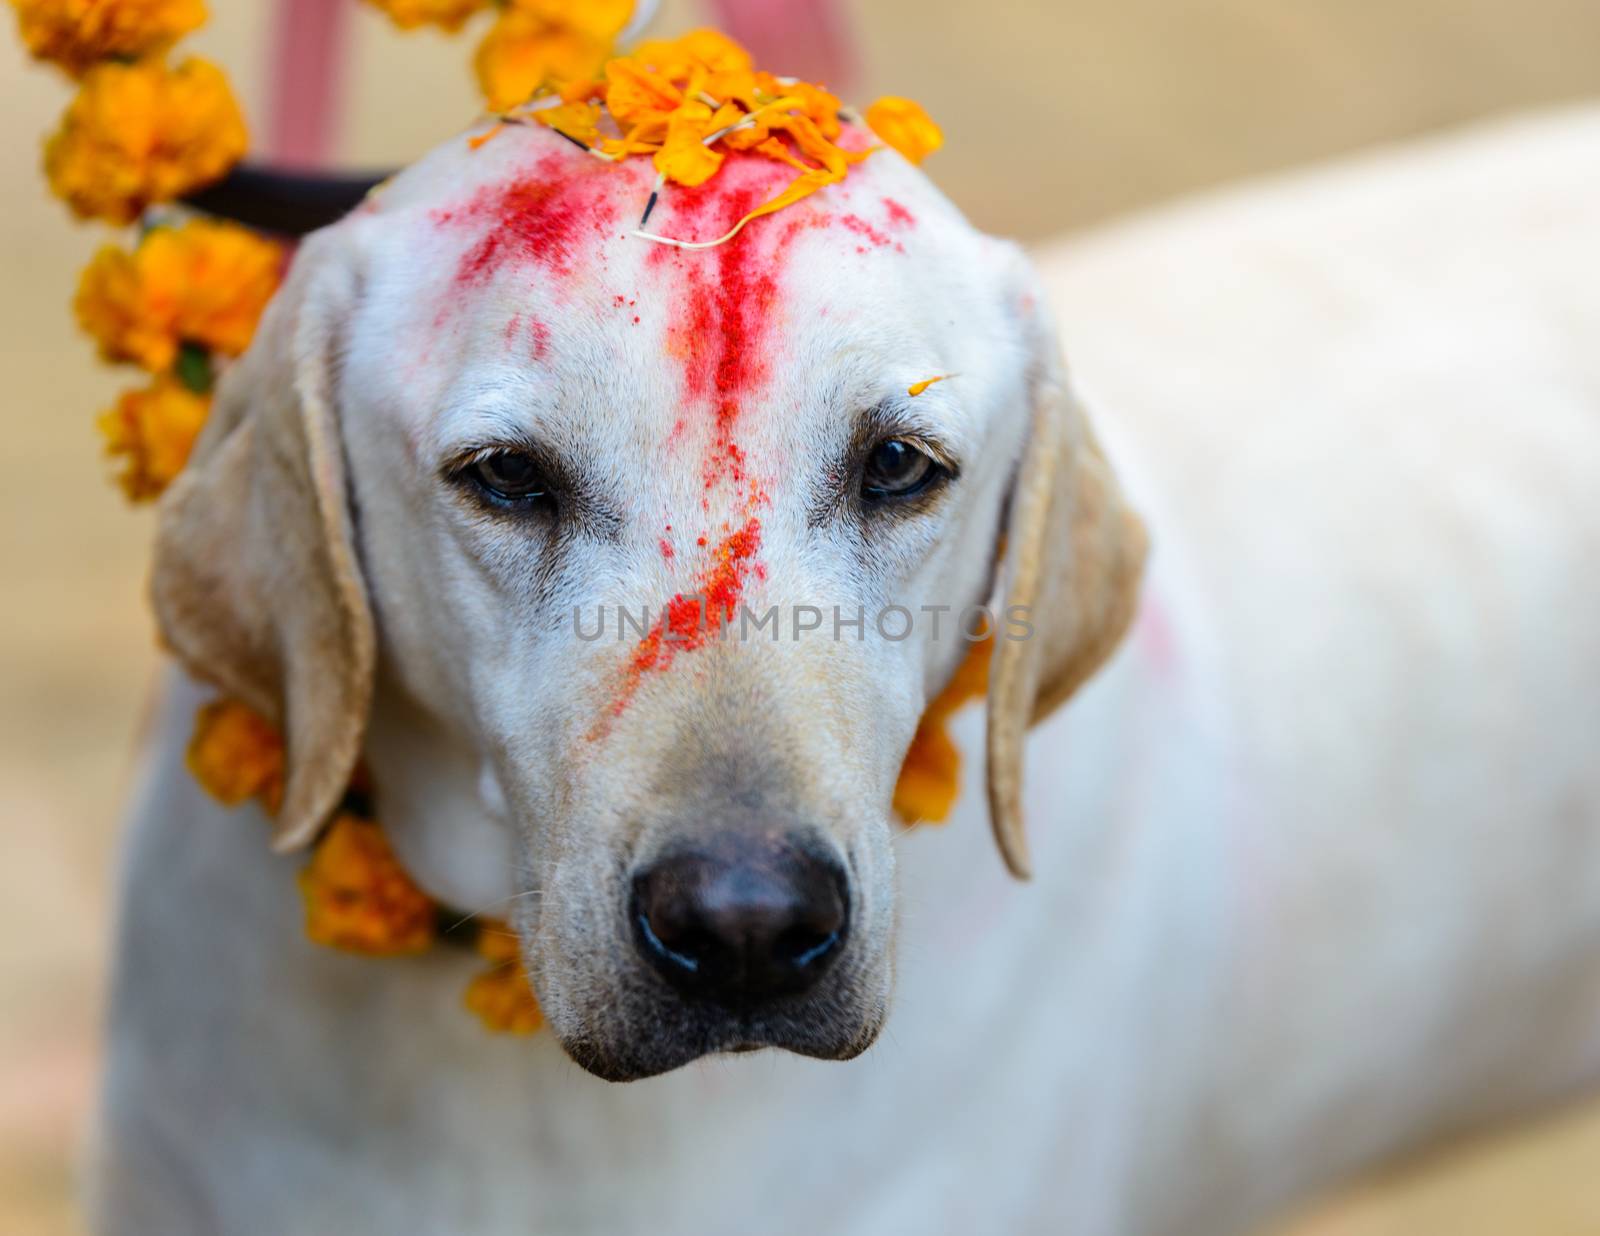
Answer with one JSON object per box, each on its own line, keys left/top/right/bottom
{"left": 343, "top": 125, "right": 1003, "bottom": 451}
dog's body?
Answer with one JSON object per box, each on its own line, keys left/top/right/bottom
{"left": 94, "top": 111, "right": 1600, "bottom": 1235}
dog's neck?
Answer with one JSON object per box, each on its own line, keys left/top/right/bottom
{"left": 364, "top": 678, "right": 522, "bottom": 912}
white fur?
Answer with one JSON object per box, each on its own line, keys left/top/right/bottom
{"left": 92, "top": 108, "right": 1600, "bottom": 1235}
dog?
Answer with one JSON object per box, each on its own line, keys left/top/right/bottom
{"left": 90, "top": 110, "right": 1600, "bottom": 1235}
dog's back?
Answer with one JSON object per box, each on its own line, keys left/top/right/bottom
{"left": 1036, "top": 106, "right": 1600, "bottom": 1226}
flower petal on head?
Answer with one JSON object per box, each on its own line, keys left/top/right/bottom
{"left": 654, "top": 100, "right": 726, "bottom": 187}
{"left": 865, "top": 95, "right": 943, "bottom": 165}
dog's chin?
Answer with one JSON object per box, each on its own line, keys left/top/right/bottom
{"left": 552, "top": 1002, "right": 887, "bottom": 1083}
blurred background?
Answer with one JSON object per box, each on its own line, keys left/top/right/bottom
{"left": 4, "top": 1, "right": 1600, "bottom": 1231}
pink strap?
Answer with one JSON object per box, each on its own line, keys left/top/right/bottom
{"left": 265, "top": 0, "right": 351, "bottom": 170}
{"left": 706, "top": 0, "right": 858, "bottom": 95}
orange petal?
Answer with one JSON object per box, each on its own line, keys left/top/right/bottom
{"left": 654, "top": 101, "right": 725, "bottom": 187}
{"left": 604, "top": 57, "right": 682, "bottom": 130}
{"left": 864, "top": 96, "right": 943, "bottom": 165}
{"left": 533, "top": 100, "right": 602, "bottom": 146}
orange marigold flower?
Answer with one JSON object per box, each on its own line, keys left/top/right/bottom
{"left": 893, "top": 636, "right": 992, "bottom": 823}
{"left": 865, "top": 95, "right": 942, "bottom": 165}
{"left": 75, "top": 220, "right": 284, "bottom": 372}
{"left": 298, "top": 814, "right": 438, "bottom": 956}
{"left": 96, "top": 374, "right": 210, "bottom": 501}
{"left": 362, "top": 0, "right": 486, "bottom": 32}
{"left": 475, "top": 6, "right": 612, "bottom": 112}
{"left": 464, "top": 923, "right": 543, "bottom": 1034}
{"left": 10, "top": 0, "right": 206, "bottom": 76}
{"left": 44, "top": 57, "right": 248, "bottom": 224}
{"left": 187, "top": 699, "right": 285, "bottom": 812}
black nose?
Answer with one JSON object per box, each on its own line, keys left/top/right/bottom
{"left": 631, "top": 837, "right": 850, "bottom": 1004}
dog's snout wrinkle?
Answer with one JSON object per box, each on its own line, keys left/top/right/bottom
{"left": 631, "top": 836, "right": 849, "bottom": 1005}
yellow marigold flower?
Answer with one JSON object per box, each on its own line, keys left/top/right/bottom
{"left": 96, "top": 374, "right": 210, "bottom": 502}
{"left": 362, "top": 0, "right": 485, "bottom": 32}
{"left": 474, "top": 6, "right": 611, "bottom": 112}
{"left": 75, "top": 220, "right": 284, "bottom": 373}
{"left": 865, "top": 95, "right": 942, "bottom": 165}
{"left": 187, "top": 699, "right": 285, "bottom": 812}
{"left": 10, "top": 0, "right": 206, "bottom": 77}
{"left": 464, "top": 924, "right": 544, "bottom": 1034}
{"left": 45, "top": 57, "right": 248, "bottom": 224}
{"left": 298, "top": 814, "right": 438, "bottom": 956}
{"left": 893, "top": 636, "right": 992, "bottom": 823}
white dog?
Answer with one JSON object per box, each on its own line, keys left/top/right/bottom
{"left": 92, "top": 108, "right": 1600, "bottom": 1235}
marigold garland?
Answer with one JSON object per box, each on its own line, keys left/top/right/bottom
{"left": 465, "top": 927, "right": 545, "bottom": 1034}
{"left": 96, "top": 374, "right": 211, "bottom": 501}
{"left": 298, "top": 814, "right": 439, "bottom": 956}
{"left": 44, "top": 56, "right": 247, "bottom": 224}
{"left": 9, "top": 0, "right": 206, "bottom": 77}
{"left": 13, "top": 3, "right": 955, "bottom": 1037}
{"left": 893, "top": 636, "right": 993, "bottom": 823}
{"left": 187, "top": 698, "right": 285, "bottom": 810}
{"left": 76, "top": 220, "right": 285, "bottom": 372}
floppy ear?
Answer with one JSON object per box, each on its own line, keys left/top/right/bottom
{"left": 152, "top": 237, "right": 374, "bottom": 853}
{"left": 986, "top": 356, "right": 1149, "bottom": 879}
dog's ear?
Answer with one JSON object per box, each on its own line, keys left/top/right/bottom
{"left": 152, "top": 235, "right": 374, "bottom": 853}
{"left": 985, "top": 351, "right": 1148, "bottom": 880}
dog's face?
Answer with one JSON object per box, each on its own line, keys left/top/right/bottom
{"left": 153, "top": 123, "right": 1146, "bottom": 1081}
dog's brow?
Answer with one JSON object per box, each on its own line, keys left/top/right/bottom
{"left": 430, "top": 399, "right": 556, "bottom": 463}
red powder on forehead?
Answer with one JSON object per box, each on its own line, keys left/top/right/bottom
{"left": 840, "top": 213, "right": 899, "bottom": 252}
{"left": 599, "top": 156, "right": 880, "bottom": 729}
{"left": 882, "top": 197, "right": 915, "bottom": 229}
{"left": 432, "top": 152, "right": 621, "bottom": 289}
{"left": 602, "top": 517, "right": 763, "bottom": 726}
{"left": 528, "top": 318, "right": 551, "bottom": 361}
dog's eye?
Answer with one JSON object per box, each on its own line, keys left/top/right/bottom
{"left": 466, "top": 451, "right": 550, "bottom": 506}
{"left": 861, "top": 438, "right": 943, "bottom": 501}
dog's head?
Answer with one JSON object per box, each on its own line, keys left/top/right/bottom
{"left": 151, "top": 123, "right": 1145, "bottom": 1080}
